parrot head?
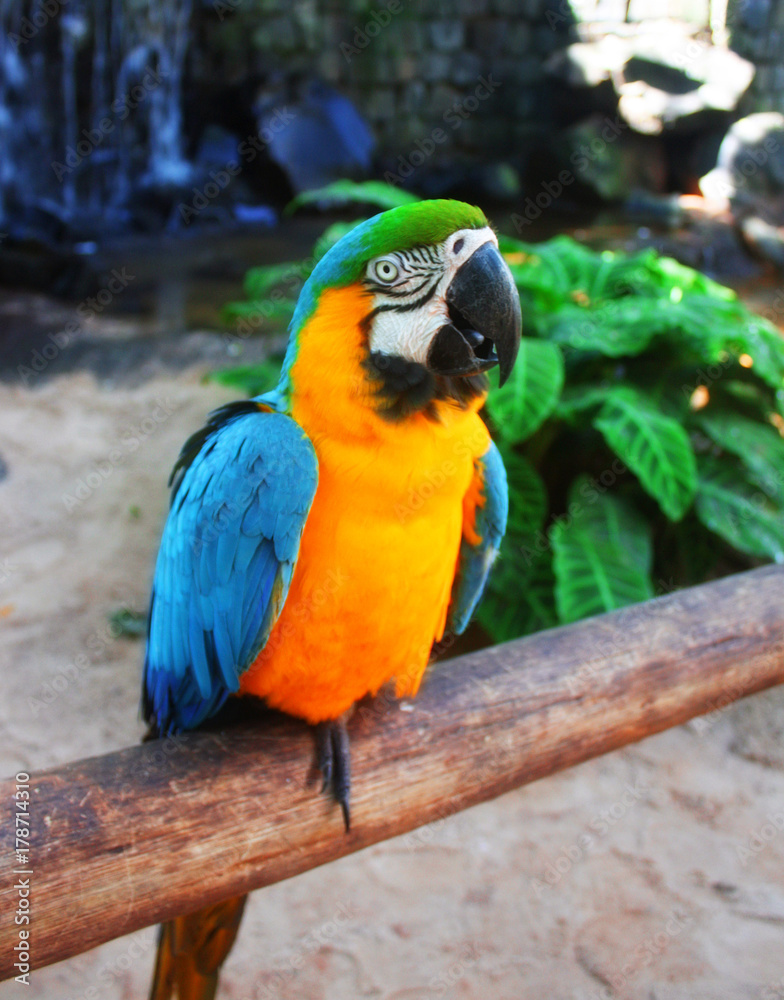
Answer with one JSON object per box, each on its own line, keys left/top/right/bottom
{"left": 282, "top": 200, "right": 522, "bottom": 420}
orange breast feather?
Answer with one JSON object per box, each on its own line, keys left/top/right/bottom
{"left": 239, "top": 285, "right": 491, "bottom": 723}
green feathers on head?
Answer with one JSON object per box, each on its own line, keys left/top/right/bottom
{"left": 289, "top": 200, "right": 489, "bottom": 335}
{"left": 357, "top": 199, "right": 488, "bottom": 262}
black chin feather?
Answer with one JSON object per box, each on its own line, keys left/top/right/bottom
{"left": 364, "top": 351, "right": 488, "bottom": 422}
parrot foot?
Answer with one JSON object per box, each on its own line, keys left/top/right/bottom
{"left": 315, "top": 719, "right": 351, "bottom": 832}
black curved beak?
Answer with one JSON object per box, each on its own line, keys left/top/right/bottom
{"left": 427, "top": 241, "right": 522, "bottom": 386}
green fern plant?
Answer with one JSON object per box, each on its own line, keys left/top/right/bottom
{"left": 214, "top": 182, "right": 784, "bottom": 644}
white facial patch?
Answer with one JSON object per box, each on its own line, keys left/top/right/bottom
{"left": 367, "top": 226, "right": 498, "bottom": 366}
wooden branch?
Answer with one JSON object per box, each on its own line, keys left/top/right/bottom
{"left": 2, "top": 565, "right": 783, "bottom": 979}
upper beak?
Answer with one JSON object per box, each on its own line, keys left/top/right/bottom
{"left": 427, "top": 241, "right": 522, "bottom": 386}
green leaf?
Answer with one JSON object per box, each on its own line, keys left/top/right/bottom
{"left": 697, "top": 410, "right": 784, "bottom": 504}
{"left": 717, "top": 379, "right": 775, "bottom": 418}
{"left": 695, "top": 455, "right": 784, "bottom": 562}
{"left": 498, "top": 234, "right": 536, "bottom": 256}
{"left": 551, "top": 481, "right": 654, "bottom": 624}
{"left": 310, "top": 221, "right": 363, "bottom": 262}
{"left": 646, "top": 254, "right": 736, "bottom": 300}
{"left": 501, "top": 449, "right": 548, "bottom": 539}
{"left": 108, "top": 608, "right": 147, "bottom": 638}
{"left": 555, "top": 384, "right": 612, "bottom": 422}
{"left": 485, "top": 338, "right": 564, "bottom": 444}
{"left": 242, "top": 261, "right": 308, "bottom": 301}
{"left": 285, "top": 180, "right": 420, "bottom": 215}
{"left": 594, "top": 388, "right": 697, "bottom": 520}
{"left": 205, "top": 357, "right": 284, "bottom": 397}
{"left": 545, "top": 298, "right": 667, "bottom": 357}
{"left": 670, "top": 300, "right": 784, "bottom": 384}
{"left": 221, "top": 297, "right": 297, "bottom": 326}
{"left": 592, "top": 250, "right": 657, "bottom": 299}
{"left": 740, "top": 321, "right": 784, "bottom": 390}
{"left": 478, "top": 543, "right": 557, "bottom": 642}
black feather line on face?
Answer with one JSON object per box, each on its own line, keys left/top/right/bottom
{"left": 366, "top": 279, "right": 440, "bottom": 318}
{"left": 376, "top": 276, "right": 432, "bottom": 299}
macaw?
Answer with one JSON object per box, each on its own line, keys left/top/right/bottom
{"left": 143, "top": 199, "right": 521, "bottom": 1000}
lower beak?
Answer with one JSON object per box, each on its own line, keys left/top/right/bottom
{"left": 426, "top": 241, "right": 522, "bottom": 386}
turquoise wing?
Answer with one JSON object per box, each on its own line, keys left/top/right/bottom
{"left": 448, "top": 441, "right": 509, "bottom": 635}
{"left": 142, "top": 401, "right": 318, "bottom": 734}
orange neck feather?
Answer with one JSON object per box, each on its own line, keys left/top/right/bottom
{"left": 288, "top": 284, "right": 487, "bottom": 446}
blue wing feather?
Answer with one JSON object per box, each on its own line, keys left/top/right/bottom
{"left": 143, "top": 405, "right": 318, "bottom": 735}
{"left": 448, "top": 441, "right": 508, "bottom": 635}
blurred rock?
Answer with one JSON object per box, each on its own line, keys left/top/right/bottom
{"left": 547, "top": 34, "right": 629, "bottom": 88}
{"left": 700, "top": 112, "right": 784, "bottom": 212}
{"left": 192, "top": 125, "right": 243, "bottom": 173}
{"left": 396, "top": 161, "right": 522, "bottom": 202}
{"left": 699, "top": 112, "right": 784, "bottom": 269}
{"left": 739, "top": 216, "right": 784, "bottom": 270}
{"left": 618, "top": 39, "right": 754, "bottom": 135}
{"left": 548, "top": 31, "right": 755, "bottom": 135}
{"left": 561, "top": 114, "right": 667, "bottom": 201}
{"left": 429, "top": 20, "right": 465, "bottom": 52}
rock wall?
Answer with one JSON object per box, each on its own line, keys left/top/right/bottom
{"left": 729, "top": 0, "right": 784, "bottom": 113}
{"left": 195, "top": 0, "right": 573, "bottom": 175}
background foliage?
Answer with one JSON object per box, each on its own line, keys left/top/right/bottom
{"left": 213, "top": 182, "right": 784, "bottom": 644}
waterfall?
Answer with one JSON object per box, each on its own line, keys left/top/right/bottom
{"left": 0, "top": 0, "right": 193, "bottom": 238}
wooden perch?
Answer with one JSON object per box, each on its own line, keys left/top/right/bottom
{"left": 2, "top": 564, "right": 783, "bottom": 979}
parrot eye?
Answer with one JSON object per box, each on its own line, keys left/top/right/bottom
{"left": 370, "top": 258, "right": 400, "bottom": 284}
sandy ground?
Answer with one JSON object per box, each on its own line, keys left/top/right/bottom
{"left": 1, "top": 294, "right": 784, "bottom": 1000}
